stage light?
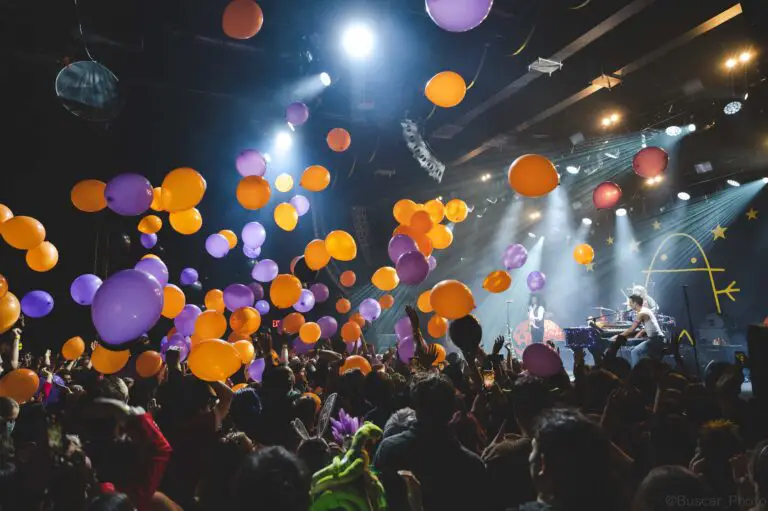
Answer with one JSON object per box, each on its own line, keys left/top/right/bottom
{"left": 724, "top": 101, "right": 742, "bottom": 115}
{"left": 610, "top": 113, "right": 620, "bottom": 123}
{"left": 566, "top": 165, "right": 580, "bottom": 175}
{"left": 688, "top": 124, "right": 696, "bottom": 132}
{"left": 725, "top": 58, "right": 737, "bottom": 69}
{"left": 726, "top": 179, "right": 741, "bottom": 187}
{"left": 616, "top": 208, "right": 627, "bottom": 217}
{"left": 645, "top": 175, "right": 664, "bottom": 187}
{"left": 529, "top": 211, "right": 541, "bottom": 220}
{"left": 275, "top": 131, "right": 293, "bottom": 152}
{"left": 342, "top": 23, "right": 374, "bottom": 60}
{"left": 762, "top": 177, "right": 768, "bottom": 184}
{"left": 745, "top": 92, "right": 749, "bottom": 101}
{"left": 601, "top": 117, "right": 611, "bottom": 127}
{"left": 528, "top": 232, "right": 536, "bottom": 238}
{"left": 436, "top": 195, "right": 443, "bottom": 201}
{"left": 319, "top": 72, "right": 332, "bottom": 86}
{"left": 582, "top": 217, "right": 592, "bottom": 226}
{"left": 665, "top": 126, "right": 682, "bottom": 136}
{"left": 677, "top": 192, "right": 691, "bottom": 201}
{"left": 739, "top": 52, "right": 752, "bottom": 63}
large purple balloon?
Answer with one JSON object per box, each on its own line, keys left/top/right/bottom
{"left": 21, "top": 290, "right": 54, "bottom": 318}
{"left": 310, "top": 283, "right": 329, "bottom": 303}
{"left": 247, "top": 358, "right": 266, "bottom": 382}
{"left": 426, "top": 0, "right": 493, "bottom": 32}
{"left": 396, "top": 250, "right": 430, "bottom": 285}
{"left": 293, "top": 338, "right": 314, "bottom": 354}
{"left": 247, "top": 282, "right": 264, "bottom": 301}
{"left": 135, "top": 257, "right": 169, "bottom": 287}
{"left": 252, "top": 259, "right": 278, "bottom": 282}
{"left": 289, "top": 195, "right": 310, "bottom": 217}
{"left": 70, "top": 274, "right": 103, "bottom": 306}
{"left": 398, "top": 336, "right": 416, "bottom": 363}
{"left": 174, "top": 304, "right": 202, "bottom": 336}
{"left": 105, "top": 173, "right": 153, "bottom": 216}
{"left": 241, "top": 221, "right": 266, "bottom": 248}
{"left": 503, "top": 244, "right": 528, "bottom": 270}
{"left": 255, "top": 300, "right": 270, "bottom": 315}
{"left": 236, "top": 149, "right": 267, "bottom": 178}
{"left": 293, "top": 289, "right": 316, "bottom": 313}
{"left": 92, "top": 270, "right": 163, "bottom": 346}
{"left": 317, "top": 316, "right": 338, "bottom": 338}
{"left": 180, "top": 268, "right": 199, "bottom": 286}
{"left": 395, "top": 316, "right": 413, "bottom": 340}
{"left": 140, "top": 233, "right": 157, "bottom": 249}
{"left": 243, "top": 245, "right": 261, "bottom": 259}
{"left": 223, "top": 284, "right": 254, "bottom": 312}
{"left": 206, "top": 234, "right": 230, "bottom": 258}
{"left": 285, "top": 102, "right": 310, "bottom": 126}
{"left": 359, "top": 298, "right": 382, "bottom": 322}
{"left": 388, "top": 234, "right": 419, "bottom": 264}
{"left": 527, "top": 271, "right": 547, "bottom": 292}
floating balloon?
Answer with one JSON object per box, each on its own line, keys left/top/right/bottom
{"left": 445, "top": 199, "right": 469, "bottom": 223}
{"left": 573, "top": 244, "right": 595, "bottom": 265}
{"left": 105, "top": 173, "right": 153, "bottom": 216}
{"left": 393, "top": 199, "right": 419, "bottom": 226}
{"left": 396, "top": 251, "right": 430, "bottom": 285}
{"left": 340, "top": 355, "right": 371, "bottom": 376}
{"left": 229, "top": 331, "right": 250, "bottom": 344}
{"left": 372, "top": 266, "right": 399, "bottom": 291}
{"left": 298, "top": 322, "right": 320, "bottom": 344}
{"left": 270, "top": 274, "right": 302, "bottom": 309}
{"left": 236, "top": 149, "right": 267, "bottom": 177}
{"left": 428, "top": 316, "right": 448, "bottom": 338}
{"left": 195, "top": 310, "right": 227, "bottom": 339}
{"left": 483, "top": 270, "right": 512, "bottom": 293}
{"left": 206, "top": 233, "right": 230, "bottom": 258}
{"left": 425, "top": 71, "right": 467, "bottom": 108}
{"left": 395, "top": 316, "right": 413, "bottom": 340}
{"left": 161, "top": 167, "right": 206, "bottom": 213}
{"left": 140, "top": 233, "right": 157, "bottom": 249}
{"left": 255, "top": 299, "right": 270, "bottom": 315}
{"left": 175, "top": 304, "right": 202, "bottom": 336}
{"left": 503, "top": 244, "right": 528, "bottom": 270}
{"left": 388, "top": 234, "right": 419, "bottom": 264}
{"left": 93, "top": 270, "right": 163, "bottom": 345}
{"left": 341, "top": 321, "right": 362, "bottom": 342}
{"left": 0, "top": 368, "right": 39, "bottom": 403}
{"left": 0, "top": 204, "right": 12, "bottom": 224}
{"left": 522, "top": 343, "right": 563, "bottom": 378}
{"left": 274, "top": 203, "right": 299, "bottom": 231}
{"left": 1, "top": 216, "right": 46, "bottom": 250}
{"left": 379, "top": 294, "right": 395, "bottom": 309}
{"left": 508, "top": 154, "right": 560, "bottom": 198}
{"left": 310, "top": 283, "right": 329, "bottom": 303}
{"left": 169, "top": 208, "right": 203, "bottom": 235}
{"left": 26, "top": 242, "right": 58, "bottom": 272}
{"left": 293, "top": 289, "right": 316, "bottom": 313}
{"left": 234, "top": 340, "right": 255, "bottom": 363}
{"left": 237, "top": 176, "right": 271, "bottom": 210}
{"left": 61, "top": 336, "right": 85, "bottom": 360}
{"left": 633, "top": 146, "right": 669, "bottom": 178}
{"left": 398, "top": 336, "right": 415, "bottom": 363}
{"left": 336, "top": 298, "right": 351, "bottom": 314}
{"left": 247, "top": 282, "right": 264, "bottom": 301}
{"left": 286, "top": 101, "right": 310, "bottom": 126}
{"left": 247, "top": 358, "right": 266, "bottom": 382}
{"left": 243, "top": 245, "right": 261, "bottom": 259}
{"left": 138, "top": 215, "right": 162, "bottom": 235}
{"left": 282, "top": 312, "right": 305, "bottom": 334}
{"left": 428, "top": 255, "right": 437, "bottom": 271}
{"left": 340, "top": 271, "right": 356, "bottom": 287}
{"left": 593, "top": 181, "right": 623, "bottom": 210}
{"left": 252, "top": 259, "right": 279, "bottom": 282}
{"left": 205, "top": 289, "right": 225, "bottom": 313}
{"left": 325, "top": 230, "right": 357, "bottom": 261}
{"left": 71, "top": 179, "right": 107, "bottom": 212}
{"left": 424, "top": 199, "right": 446, "bottom": 224}
{"left": 180, "top": 268, "right": 199, "bottom": 286}
{"left": 426, "top": 0, "right": 493, "bottom": 32}
{"left": 290, "top": 194, "right": 310, "bottom": 216}
{"left": 393, "top": 225, "right": 434, "bottom": 258}
{"left": 427, "top": 224, "right": 453, "bottom": 250}
{"left": 327, "top": 128, "right": 351, "bottom": 152}
{"left": 275, "top": 173, "right": 294, "bottom": 193}
{"left": 135, "top": 256, "right": 169, "bottom": 287}
{"left": 300, "top": 165, "right": 331, "bottom": 192}
{"left": 241, "top": 221, "right": 266, "bottom": 248}
{"left": 162, "top": 284, "right": 186, "bottom": 319}
{"left": 417, "top": 290, "right": 433, "bottom": 313}
{"left": 432, "top": 344, "right": 447, "bottom": 366}
{"left": 136, "top": 351, "right": 163, "bottom": 378}
{"left": 219, "top": 229, "right": 238, "bottom": 249}
{"left": 222, "top": 0, "right": 264, "bottom": 40}
{"left": 0, "top": 292, "right": 20, "bottom": 335}
{"left": 317, "top": 316, "right": 338, "bottom": 338}
{"left": 305, "top": 240, "right": 330, "bottom": 271}
{"left": 70, "top": 274, "right": 103, "bottom": 306}
{"left": 224, "top": 284, "right": 255, "bottom": 312}
{"left": 345, "top": 338, "right": 362, "bottom": 353}
{"left": 359, "top": 298, "right": 382, "bottom": 322}
{"left": 230, "top": 307, "right": 261, "bottom": 335}
{"left": 527, "top": 271, "right": 547, "bottom": 292}
{"left": 150, "top": 187, "right": 163, "bottom": 211}
{"left": 350, "top": 312, "right": 366, "bottom": 328}
{"left": 409, "top": 210, "right": 434, "bottom": 234}
{"left": 189, "top": 339, "right": 241, "bottom": 381}
{"left": 21, "top": 290, "right": 54, "bottom": 318}
{"left": 91, "top": 345, "right": 130, "bottom": 375}
{"left": 430, "top": 280, "right": 475, "bottom": 320}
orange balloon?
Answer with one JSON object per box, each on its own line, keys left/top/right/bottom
{"left": 409, "top": 210, "right": 434, "bottom": 234}
{"left": 424, "top": 199, "right": 445, "bottom": 224}
{"left": 230, "top": 307, "right": 262, "bottom": 335}
{"left": 91, "top": 345, "right": 130, "bottom": 375}
{"left": 274, "top": 202, "right": 299, "bottom": 231}
{"left": 232, "top": 383, "right": 248, "bottom": 392}
{"left": 26, "top": 242, "right": 58, "bottom": 272}
{"left": 1, "top": 216, "right": 46, "bottom": 250}
{"left": 205, "top": 289, "right": 226, "bottom": 313}
{"left": 0, "top": 274, "right": 6, "bottom": 298}
{"left": 427, "top": 315, "right": 448, "bottom": 338}
{"left": 188, "top": 339, "right": 241, "bottom": 381}
{"left": 327, "top": 128, "right": 351, "bottom": 152}
{"left": 161, "top": 167, "right": 207, "bottom": 212}
{"left": 169, "top": 208, "right": 203, "bottom": 235}
{"left": 219, "top": 229, "right": 238, "bottom": 249}
{"left": 508, "top": 154, "right": 560, "bottom": 198}
{"left": 234, "top": 340, "right": 255, "bottom": 363}
{"left": 392, "top": 225, "right": 433, "bottom": 257}
{"left": 71, "top": 180, "right": 107, "bottom": 213}
{"left": 0, "top": 292, "right": 20, "bottom": 335}
{"left": 336, "top": 298, "right": 351, "bottom": 314}
{"left": 341, "top": 321, "right": 362, "bottom": 342}
{"left": 304, "top": 392, "right": 322, "bottom": 412}
{"left": 483, "top": 270, "right": 512, "bottom": 293}
{"left": 351, "top": 312, "right": 366, "bottom": 329}
{"left": 282, "top": 312, "right": 306, "bottom": 334}
{"left": 138, "top": 215, "right": 162, "bottom": 234}
{"left": 371, "top": 266, "right": 399, "bottom": 291}
{"left": 150, "top": 187, "right": 163, "bottom": 212}
{"left": 136, "top": 351, "right": 163, "bottom": 378}
{"left": 573, "top": 243, "right": 595, "bottom": 265}
{"left": 228, "top": 330, "right": 251, "bottom": 343}
{"left": 304, "top": 239, "right": 331, "bottom": 270}
{"left": 0, "top": 368, "right": 39, "bottom": 403}
{"left": 339, "top": 355, "right": 372, "bottom": 375}
{"left": 195, "top": 310, "right": 228, "bottom": 340}
{"left": 301, "top": 165, "right": 331, "bottom": 192}
{"left": 236, "top": 176, "right": 271, "bottom": 210}
{"left": 0, "top": 204, "right": 14, "bottom": 224}
{"left": 378, "top": 294, "right": 395, "bottom": 309}
{"left": 299, "top": 322, "right": 321, "bottom": 344}
{"left": 425, "top": 71, "right": 467, "bottom": 108}
{"left": 190, "top": 333, "right": 205, "bottom": 349}
{"left": 393, "top": 199, "right": 419, "bottom": 225}
{"left": 162, "top": 284, "right": 186, "bottom": 319}
{"left": 445, "top": 199, "right": 469, "bottom": 223}
{"left": 270, "top": 274, "right": 302, "bottom": 309}
{"left": 340, "top": 270, "right": 356, "bottom": 287}
{"left": 61, "top": 336, "right": 85, "bottom": 360}
{"left": 431, "top": 344, "right": 446, "bottom": 366}
{"left": 325, "top": 230, "right": 357, "bottom": 261}
{"left": 417, "top": 290, "right": 433, "bottom": 313}
{"left": 430, "top": 280, "right": 475, "bottom": 320}
{"left": 222, "top": 0, "right": 264, "bottom": 40}
{"left": 142, "top": 254, "right": 160, "bottom": 260}
{"left": 427, "top": 224, "right": 453, "bottom": 250}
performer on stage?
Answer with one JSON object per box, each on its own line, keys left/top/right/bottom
{"left": 618, "top": 294, "right": 665, "bottom": 366}
{"left": 528, "top": 295, "right": 546, "bottom": 344}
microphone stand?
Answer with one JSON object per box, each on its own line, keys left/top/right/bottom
{"left": 682, "top": 285, "right": 701, "bottom": 376}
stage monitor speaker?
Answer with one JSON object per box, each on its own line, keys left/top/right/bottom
{"left": 747, "top": 325, "right": 767, "bottom": 402}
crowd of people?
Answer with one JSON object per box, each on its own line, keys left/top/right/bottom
{"left": 0, "top": 304, "right": 766, "bottom": 511}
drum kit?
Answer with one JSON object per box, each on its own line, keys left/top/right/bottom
{"left": 590, "top": 305, "right": 676, "bottom": 339}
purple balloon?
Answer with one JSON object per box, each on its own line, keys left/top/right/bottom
{"left": 293, "top": 338, "right": 314, "bottom": 354}
{"left": 359, "top": 298, "right": 382, "bottom": 322}
{"left": 293, "top": 289, "right": 316, "bottom": 313}
{"left": 310, "top": 283, "right": 329, "bottom": 303}
{"left": 92, "top": 270, "right": 164, "bottom": 346}
{"left": 21, "top": 290, "right": 54, "bottom": 318}
{"left": 224, "top": 284, "right": 255, "bottom": 312}
{"left": 395, "top": 316, "right": 412, "bottom": 340}
{"left": 236, "top": 149, "right": 267, "bottom": 178}
{"left": 70, "top": 274, "right": 103, "bottom": 306}
{"left": 140, "top": 233, "right": 157, "bottom": 249}
{"left": 104, "top": 173, "right": 153, "bottom": 216}
{"left": 398, "top": 336, "right": 416, "bottom": 363}
{"left": 247, "top": 358, "right": 266, "bottom": 382}
{"left": 206, "top": 233, "right": 230, "bottom": 258}
{"left": 255, "top": 300, "right": 270, "bottom": 315}
{"left": 135, "top": 257, "right": 169, "bottom": 287}
{"left": 527, "top": 271, "right": 547, "bottom": 292}
{"left": 180, "top": 268, "right": 199, "bottom": 286}
{"left": 241, "top": 221, "right": 266, "bottom": 248}
{"left": 247, "top": 282, "right": 264, "bottom": 301}
{"left": 396, "top": 250, "right": 430, "bottom": 285}
{"left": 426, "top": 0, "right": 493, "bottom": 32}
{"left": 243, "top": 245, "right": 261, "bottom": 259}
{"left": 345, "top": 339, "right": 362, "bottom": 353}
{"left": 174, "top": 304, "right": 202, "bottom": 336}
{"left": 162, "top": 333, "right": 190, "bottom": 362}
{"left": 286, "top": 102, "right": 310, "bottom": 126}
{"left": 317, "top": 316, "right": 338, "bottom": 338}
{"left": 252, "top": 259, "right": 278, "bottom": 282}
{"left": 289, "top": 195, "right": 310, "bottom": 217}
{"left": 503, "top": 244, "right": 528, "bottom": 270}
{"left": 388, "top": 234, "right": 419, "bottom": 264}
{"left": 428, "top": 255, "right": 437, "bottom": 271}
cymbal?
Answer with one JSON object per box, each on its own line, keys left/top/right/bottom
{"left": 592, "top": 306, "right": 616, "bottom": 312}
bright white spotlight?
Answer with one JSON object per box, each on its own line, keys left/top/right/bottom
{"left": 725, "top": 58, "right": 737, "bottom": 69}
{"left": 762, "top": 177, "right": 768, "bottom": 184}
{"left": 582, "top": 217, "right": 593, "bottom": 226}
{"left": 665, "top": 126, "right": 682, "bottom": 136}
{"left": 319, "top": 72, "right": 332, "bottom": 86}
{"left": 688, "top": 124, "right": 696, "bottom": 132}
{"left": 724, "top": 101, "right": 742, "bottom": 115}
{"left": 739, "top": 52, "right": 752, "bottom": 63}
{"left": 527, "top": 232, "right": 536, "bottom": 238}
{"left": 726, "top": 179, "right": 741, "bottom": 187}
{"left": 616, "top": 208, "right": 627, "bottom": 217}
{"left": 677, "top": 192, "right": 691, "bottom": 201}
{"left": 275, "top": 131, "right": 293, "bottom": 152}
{"left": 342, "top": 23, "right": 374, "bottom": 60}
{"left": 566, "top": 165, "right": 580, "bottom": 175}
{"left": 529, "top": 211, "right": 541, "bottom": 220}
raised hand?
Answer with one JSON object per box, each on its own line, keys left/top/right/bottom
{"left": 416, "top": 344, "right": 439, "bottom": 369}
{"left": 492, "top": 335, "right": 505, "bottom": 356}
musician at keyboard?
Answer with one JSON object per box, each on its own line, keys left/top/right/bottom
{"left": 615, "top": 294, "right": 666, "bottom": 366}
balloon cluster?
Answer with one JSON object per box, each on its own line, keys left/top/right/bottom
{"left": 0, "top": 203, "right": 58, "bottom": 272}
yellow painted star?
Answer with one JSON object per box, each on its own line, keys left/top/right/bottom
{"left": 629, "top": 240, "right": 640, "bottom": 253}
{"left": 746, "top": 208, "right": 758, "bottom": 220}
{"left": 652, "top": 220, "right": 662, "bottom": 230}
{"left": 606, "top": 236, "right": 614, "bottom": 246}
{"left": 712, "top": 225, "right": 728, "bottom": 240}
{"left": 585, "top": 262, "right": 595, "bottom": 272}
